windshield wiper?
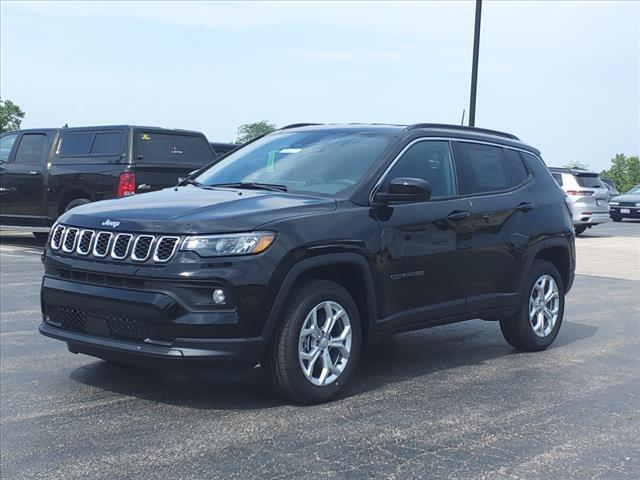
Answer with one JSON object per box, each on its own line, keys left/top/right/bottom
{"left": 182, "top": 178, "right": 203, "bottom": 187}
{"left": 208, "top": 182, "right": 288, "bottom": 192}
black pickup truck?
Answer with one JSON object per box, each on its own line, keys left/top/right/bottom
{"left": 0, "top": 125, "right": 220, "bottom": 236}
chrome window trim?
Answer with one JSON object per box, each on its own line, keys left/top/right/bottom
{"left": 61, "top": 227, "right": 79, "bottom": 253}
{"left": 369, "top": 136, "right": 541, "bottom": 204}
{"left": 92, "top": 231, "right": 113, "bottom": 258}
{"left": 50, "top": 224, "right": 65, "bottom": 250}
{"left": 153, "top": 236, "right": 180, "bottom": 263}
{"left": 131, "top": 235, "right": 155, "bottom": 262}
{"left": 76, "top": 229, "right": 95, "bottom": 256}
{"left": 110, "top": 233, "right": 134, "bottom": 260}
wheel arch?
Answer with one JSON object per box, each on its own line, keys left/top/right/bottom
{"left": 533, "top": 240, "right": 574, "bottom": 292}
{"left": 263, "top": 253, "right": 378, "bottom": 343}
{"left": 58, "top": 190, "right": 93, "bottom": 215}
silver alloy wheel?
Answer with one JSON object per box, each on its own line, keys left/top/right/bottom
{"left": 298, "top": 300, "right": 352, "bottom": 387}
{"left": 529, "top": 274, "right": 560, "bottom": 337}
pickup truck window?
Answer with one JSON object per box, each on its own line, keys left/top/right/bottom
{"left": 0, "top": 133, "right": 18, "bottom": 162}
{"left": 91, "top": 132, "right": 123, "bottom": 155}
{"left": 14, "top": 134, "right": 46, "bottom": 164}
{"left": 135, "top": 132, "right": 214, "bottom": 165}
{"left": 60, "top": 132, "right": 93, "bottom": 156}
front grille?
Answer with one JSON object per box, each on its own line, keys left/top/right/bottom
{"left": 93, "top": 232, "right": 113, "bottom": 257}
{"left": 154, "top": 237, "right": 180, "bottom": 262}
{"left": 111, "top": 233, "right": 133, "bottom": 260}
{"left": 50, "top": 226, "right": 181, "bottom": 263}
{"left": 57, "top": 305, "right": 175, "bottom": 343}
{"left": 62, "top": 228, "right": 79, "bottom": 252}
{"left": 132, "top": 235, "right": 154, "bottom": 261}
{"left": 51, "top": 225, "right": 65, "bottom": 250}
{"left": 619, "top": 201, "right": 637, "bottom": 207}
{"left": 76, "top": 230, "right": 95, "bottom": 255}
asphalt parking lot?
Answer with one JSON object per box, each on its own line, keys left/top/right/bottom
{"left": 1, "top": 222, "right": 639, "bottom": 480}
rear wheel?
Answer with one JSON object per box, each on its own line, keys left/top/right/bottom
{"left": 611, "top": 215, "right": 623, "bottom": 222}
{"left": 500, "top": 260, "right": 565, "bottom": 351}
{"left": 64, "top": 198, "right": 91, "bottom": 213}
{"left": 574, "top": 225, "right": 587, "bottom": 235}
{"left": 32, "top": 232, "right": 49, "bottom": 241}
{"left": 263, "top": 280, "right": 362, "bottom": 404}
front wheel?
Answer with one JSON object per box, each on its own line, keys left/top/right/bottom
{"left": 611, "top": 215, "right": 623, "bottom": 222}
{"left": 263, "top": 280, "right": 362, "bottom": 404}
{"left": 500, "top": 260, "right": 565, "bottom": 351}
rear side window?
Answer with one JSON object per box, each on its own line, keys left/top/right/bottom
{"left": 386, "top": 140, "right": 456, "bottom": 198}
{"left": 14, "top": 134, "right": 47, "bottom": 164}
{"left": 59, "top": 132, "right": 93, "bottom": 156}
{"left": 505, "top": 149, "right": 530, "bottom": 184}
{"left": 91, "top": 132, "right": 123, "bottom": 155}
{"left": 135, "top": 132, "right": 214, "bottom": 165}
{"left": 453, "top": 142, "right": 513, "bottom": 194}
{"left": 575, "top": 175, "right": 604, "bottom": 188}
{"left": 551, "top": 173, "right": 563, "bottom": 186}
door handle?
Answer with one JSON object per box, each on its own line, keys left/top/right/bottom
{"left": 28, "top": 171, "right": 41, "bottom": 175}
{"left": 447, "top": 210, "right": 471, "bottom": 222}
{"left": 481, "top": 212, "right": 494, "bottom": 220}
{"left": 517, "top": 202, "right": 536, "bottom": 212}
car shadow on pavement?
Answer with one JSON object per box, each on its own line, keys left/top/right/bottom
{"left": 0, "top": 233, "right": 47, "bottom": 249}
{"left": 68, "top": 319, "right": 597, "bottom": 409}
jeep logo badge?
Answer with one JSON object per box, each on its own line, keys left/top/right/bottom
{"left": 101, "top": 219, "right": 120, "bottom": 228}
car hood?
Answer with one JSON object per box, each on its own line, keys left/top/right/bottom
{"left": 611, "top": 194, "right": 640, "bottom": 203}
{"left": 60, "top": 186, "right": 336, "bottom": 233}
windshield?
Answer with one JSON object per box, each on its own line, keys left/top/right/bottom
{"left": 575, "top": 175, "right": 604, "bottom": 188}
{"left": 626, "top": 185, "right": 640, "bottom": 195}
{"left": 194, "top": 130, "right": 394, "bottom": 195}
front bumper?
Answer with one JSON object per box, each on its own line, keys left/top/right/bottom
{"left": 610, "top": 206, "right": 640, "bottom": 218}
{"left": 40, "top": 276, "right": 268, "bottom": 368}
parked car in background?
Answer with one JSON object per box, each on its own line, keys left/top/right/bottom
{"left": 0, "top": 126, "right": 219, "bottom": 237}
{"left": 609, "top": 185, "right": 640, "bottom": 222}
{"left": 39, "top": 123, "right": 575, "bottom": 404}
{"left": 549, "top": 167, "right": 610, "bottom": 235}
{"left": 601, "top": 177, "right": 620, "bottom": 200}
{"left": 210, "top": 142, "right": 238, "bottom": 156}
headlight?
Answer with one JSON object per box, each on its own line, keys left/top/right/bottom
{"left": 181, "top": 232, "right": 276, "bottom": 257}
{"left": 635, "top": 202, "right": 640, "bottom": 207}
{"left": 609, "top": 201, "right": 619, "bottom": 206}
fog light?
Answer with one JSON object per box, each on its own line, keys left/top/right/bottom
{"left": 212, "top": 289, "right": 226, "bottom": 304}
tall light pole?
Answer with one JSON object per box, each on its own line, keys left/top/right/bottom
{"left": 468, "top": 0, "right": 482, "bottom": 127}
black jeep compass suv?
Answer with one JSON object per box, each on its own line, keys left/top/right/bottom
{"left": 40, "top": 123, "right": 575, "bottom": 404}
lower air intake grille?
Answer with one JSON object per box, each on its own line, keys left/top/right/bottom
{"left": 58, "top": 305, "right": 175, "bottom": 342}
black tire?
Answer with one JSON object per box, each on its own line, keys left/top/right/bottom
{"left": 611, "top": 215, "right": 623, "bottom": 222}
{"left": 32, "top": 232, "right": 49, "bottom": 241}
{"left": 574, "top": 225, "right": 587, "bottom": 235}
{"left": 64, "top": 198, "right": 91, "bottom": 213}
{"left": 263, "top": 279, "right": 362, "bottom": 404}
{"left": 500, "top": 260, "right": 565, "bottom": 352}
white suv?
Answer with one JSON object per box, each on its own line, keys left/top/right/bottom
{"left": 549, "top": 168, "right": 610, "bottom": 235}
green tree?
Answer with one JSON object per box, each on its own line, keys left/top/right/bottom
{"left": 601, "top": 153, "right": 640, "bottom": 193}
{"left": 236, "top": 120, "right": 276, "bottom": 144}
{"left": 563, "top": 160, "right": 590, "bottom": 170}
{"left": 0, "top": 98, "right": 25, "bottom": 133}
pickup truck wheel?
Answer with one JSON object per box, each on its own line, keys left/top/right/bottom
{"left": 64, "top": 198, "right": 91, "bottom": 212}
{"left": 32, "top": 232, "right": 49, "bottom": 241}
{"left": 500, "top": 260, "right": 565, "bottom": 352}
{"left": 263, "top": 280, "right": 361, "bottom": 404}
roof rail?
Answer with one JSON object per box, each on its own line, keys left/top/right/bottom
{"left": 405, "top": 123, "right": 519, "bottom": 140}
{"left": 278, "top": 123, "right": 323, "bottom": 130}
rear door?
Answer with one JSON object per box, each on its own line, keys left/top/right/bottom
{"left": 452, "top": 141, "right": 537, "bottom": 311}
{"left": 0, "top": 131, "right": 52, "bottom": 226}
{"left": 132, "top": 130, "right": 217, "bottom": 193}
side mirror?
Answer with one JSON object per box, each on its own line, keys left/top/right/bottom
{"left": 374, "top": 177, "right": 431, "bottom": 204}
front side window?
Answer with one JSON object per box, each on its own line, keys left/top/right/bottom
{"left": 14, "top": 134, "right": 47, "bottom": 164}
{"left": 454, "top": 142, "right": 513, "bottom": 194}
{"left": 0, "top": 133, "right": 18, "bottom": 163}
{"left": 195, "top": 130, "right": 394, "bottom": 195}
{"left": 384, "top": 140, "right": 456, "bottom": 198}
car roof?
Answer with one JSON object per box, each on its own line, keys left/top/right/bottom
{"left": 276, "top": 123, "right": 539, "bottom": 154}
{"left": 548, "top": 167, "right": 600, "bottom": 176}
{"left": 2, "top": 125, "right": 205, "bottom": 135}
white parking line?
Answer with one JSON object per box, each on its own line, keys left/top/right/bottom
{"left": 1, "top": 309, "right": 41, "bottom": 317}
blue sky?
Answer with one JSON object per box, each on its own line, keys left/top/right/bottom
{"left": 1, "top": 1, "right": 638, "bottom": 171}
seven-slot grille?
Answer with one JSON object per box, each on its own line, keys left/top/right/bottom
{"left": 50, "top": 225, "right": 180, "bottom": 263}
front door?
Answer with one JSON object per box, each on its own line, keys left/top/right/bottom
{"left": 0, "top": 132, "right": 50, "bottom": 226}
{"left": 374, "top": 139, "right": 472, "bottom": 329}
